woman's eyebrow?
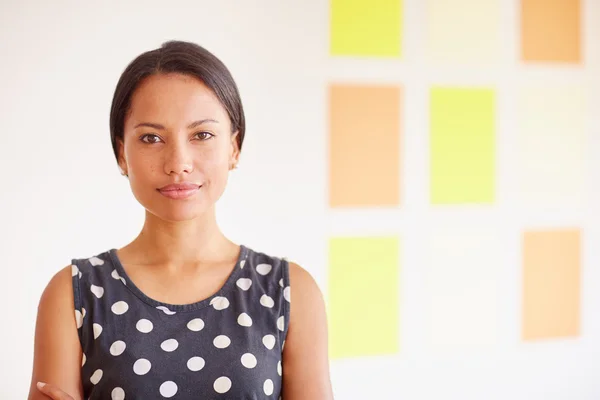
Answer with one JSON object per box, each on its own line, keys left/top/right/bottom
{"left": 187, "top": 119, "right": 219, "bottom": 129}
{"left": 133, "top": 119, "right": 219, "bottom": 130}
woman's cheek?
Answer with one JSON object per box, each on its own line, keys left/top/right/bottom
{"left": 202, "top": 158, "right": 229, "bottom": 189}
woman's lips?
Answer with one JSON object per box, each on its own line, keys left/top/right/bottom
{"left": 157, "top": 183, "right": 201, "bottom": 199}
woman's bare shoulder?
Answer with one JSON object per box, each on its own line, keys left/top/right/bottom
{"left": 28, "top": 265, "right": 83, "bottom": 400}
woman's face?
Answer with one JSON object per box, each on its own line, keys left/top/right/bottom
{"left": 118, "top": 73, "right": 239, "bottom": 222}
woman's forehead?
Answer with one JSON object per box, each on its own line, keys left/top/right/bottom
{"left": 126, "top": 74, "right": 229, "bottom": 129}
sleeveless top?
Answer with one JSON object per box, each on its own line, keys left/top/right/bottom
{"left": 70, "top": 245, "right": 290, "bottom": 399}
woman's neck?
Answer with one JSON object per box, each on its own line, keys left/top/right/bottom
{"left": 123, "top": 207, "right": 236, "bottom": 267}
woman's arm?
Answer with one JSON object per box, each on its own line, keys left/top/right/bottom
{"left": 28, "top": 265, "right": 84, "bottom": 400}
{"left": 281, "top": 262, "right": 334, "bottom": 399}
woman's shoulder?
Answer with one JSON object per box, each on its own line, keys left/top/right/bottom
{"left": 69, "top": 248, "right": 118, "bottom": 282}
{"left": 243, "top": 245, "right": 318, "bottom": 294}
{"left": 32, "top": 264, "right": 84, "bottom": 400}
{"left": 70, "top": 249, "right": 113, "bottom": 269}
{"left": 42, "top": 264, "right": 77, "bottom": 301}
{"left": 243, "top": 244, "right": 285, "bottom": 264}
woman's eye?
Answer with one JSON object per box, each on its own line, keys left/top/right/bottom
{"left": 195, "top": 132, "right": 214, "bottom": 140}
{"left": 140, "top": 134, "right": 162, "bottom": 144}
{"left": 139, "top": 132, "right": 212, "bottom": 143}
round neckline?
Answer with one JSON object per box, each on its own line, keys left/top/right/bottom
{"left": 107, "top": 244, "right": 249, "bottom": 312}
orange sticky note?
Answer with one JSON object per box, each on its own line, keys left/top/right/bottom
{"left": 521, "top": 0, "right": 582, "bottom": 62}
{"left": 522, "top": 229, "right": 581, "bottom": 341}
{"left": 328, "top": 84, "right": 401, "bottom": 207}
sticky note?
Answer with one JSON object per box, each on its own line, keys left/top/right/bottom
{"left": 330, "top": 0, "right": 402, "bottom": 57}
{"left": 328, "top": 236, "right": 400, "bottom": 359}
{"left": 521, "top": 0, "right": 582, "bottom": 63}
{"left": 517, "top": 86, "right": 585, "bottom": 206}
{"left": 427, "top": 0, "right": 501, "bottom": 63}
{"left": 426, "top": 228, "right": 501, "bottom": 350}
{"left": 522, "top": 229, "right": 581, "bottom": 341}
{"left": 430, "top": 87, "right": 495, "bottom": 204}
{"left": 329, "top": 84, "right": 401, "bottom": 208}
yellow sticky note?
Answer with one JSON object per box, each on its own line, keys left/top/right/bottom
{"left": 427, "top": 0, "right": 501, "bottom": 63}
{"left": 330, "top": 0, "right": 402, "bottom": 57}
{"left": 426, "top": 228, "right": 501, "bottom": 351}
{"left": 430, "top": 87, "right": 495, "bottom": 204}
{"left": 518, "top": 86, "right": 585, "bottom": 206}
{"left": 328, "top": 237, "right": 400, "bottom": 359}
{"left": 328, "top": 84, "right": 401, "bottom": 207}
{"left": 522, "top": 229, "right": 581, "bottom": 341}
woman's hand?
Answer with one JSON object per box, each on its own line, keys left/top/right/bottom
{"left": 36, "top": 382, "right": 75, "bottom": 400}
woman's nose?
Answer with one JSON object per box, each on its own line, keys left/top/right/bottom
{"left": 164, "top": 142, "right": 194, "bottom": 175}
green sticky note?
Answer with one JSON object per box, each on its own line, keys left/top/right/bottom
{"left": 328, "top": 236, "right": 400, "bottom": 359}
{"left": 430, "top": 87, "right": 496, "bottom": 204}
{"left": 330, "top": 0, "right": 402, "bottom": 57}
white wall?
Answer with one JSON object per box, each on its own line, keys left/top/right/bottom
{"left": 1, "top": 0, "right": 599, "bottom": 399}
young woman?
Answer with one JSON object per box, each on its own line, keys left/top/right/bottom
{"left": 28, "top": 40, "right": 333, "bottom": 400}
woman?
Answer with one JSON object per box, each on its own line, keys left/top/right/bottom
{"left": 28, "top": 40, "right": 333, "bottom": 399}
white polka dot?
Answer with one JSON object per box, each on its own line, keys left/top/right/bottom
{"left": 111, "top": 301, "right": 129, "bottom": 315}
{"left": 111, "top": 387, "right": 125, "bottom": 400}
{"left": 89, "top": 256, "right": 104, "bottom": 266}
{"left": 90, "top": 284, "right": 104, "bottom": 299}
{"left": 136, "top": 319, "right": 153, "bottom": 333}
{"left": 161, "top": 339, "right": 179, "bottom": 352}
{"left": 90, "top": 369, "right": 103, "bottom": 385}
{"left": 71, "top": 264, "right": 79, "bottom": 277}
{"left": 78, "top": 271, "right": 82, "bottom": 279}
{"left": 277, "top": 316, "right": 285, "bottom": 331}
{"left": 187, "top": 356, "right": 205, "bottom": 371}
{"left": 237, "top": 313, "right": 253, "bottom": 327}
{"left": 260, "top": 294, "right": 274, "bottom": 308}
{"left": 263, "top": 334, "right": 276, "bottom": 350}
{"left": 236, "top": 278, "right": 252, "bottom": 291}
{"left": 120, "top": 277, "right": 127, "bottom": 285}
{"left": 214, "top": 377, "right": 232, "bottom": 394}
{"left": 133, "top": 359, "right": 151, "bottom": 375}
{"left": 81, "top": 307, "right": 86, "bottom": 318}
{"left": 256, "top": 263, "right": 272, "bottom": 275}
{"left": 210, "top": 296, "right": 230, "bottom": 310}
{"left": 156, "top": 306, "right": 176, "bottom": 315}
{"left": 213, "top": 335, "right": 231, "bottom": 349}
{"left": 110, "top": 340, "right": 126, "bottom": 356}
{"left": 81, "top": 353, "right": 86, "bottom": 367}
{"left": 282, "top": 340, "right": 286, "bottom": 350}
{"left": 284, "top": 286, "right": 291, "bottom": 302}
{"left": 93, "top": 323, "right": 103, "bottom": 339}
{"left": 159, "top": 381, "right": 178, "bottom": 398}
{"left": 279, "top": 278, "right": 284, "bottom": 287}
{"left": 240, "top": 259, "right": 246, "bottom": 269}
{"left": 74, "top": 310, "right": 83, "bottom": 329}
{"left": 111, "top": 269, "right": 121, "bottom": 280}
{"left": 264, "top": 379, "right": 274, "bottom": 395}
{"left": 241, "top": 353, "right": 257, "bottom": 368}
{"left": 187, "top": 318, "right": 204, "bottom": 332}
{"left": 277, "top": 360, "right": 282, "bottom": 376}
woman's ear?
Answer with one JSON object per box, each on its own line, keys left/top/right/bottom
{"left": 229, "top": 131, "right": 241, "bottom": 170}
{"left": 117, "top": 138, "right": 128, "bottom": 176}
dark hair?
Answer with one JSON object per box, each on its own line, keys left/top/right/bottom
{"left": 109, "top": 40, "right": 245, "bottom": 163}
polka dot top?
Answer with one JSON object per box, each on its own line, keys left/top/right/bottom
{"left": 71, "top": 245, "right": 290, "bottom": 399}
